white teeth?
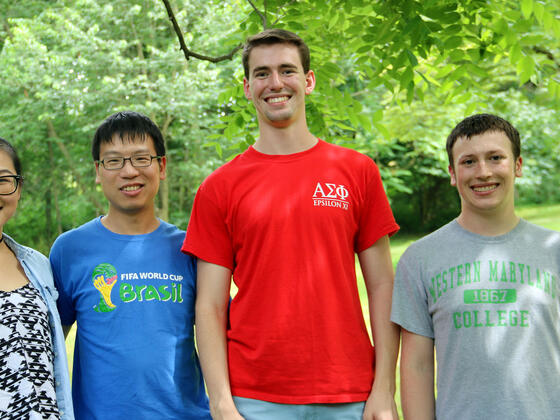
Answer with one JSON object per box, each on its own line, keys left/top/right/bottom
{"left": 122, "top": 186, "right": 140, "bottom": 191}
{"left": 268, "top": 96, "right": 288, "bottom": 103}
{"left": 473, "top": 185, "right": 496, "bottom": 192}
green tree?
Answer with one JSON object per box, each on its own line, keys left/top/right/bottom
{"left": 0, "top": 0, "right": 558, "bottom": 250}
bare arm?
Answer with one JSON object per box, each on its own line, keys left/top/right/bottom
{"left": 359, "top": 235, "right": 400, "bottom": 420}
{"left": 400, "top": 329, "right": 435, "bottom": 420}
{"left": 195, "top": 259, "right": 245, "bottom": 420}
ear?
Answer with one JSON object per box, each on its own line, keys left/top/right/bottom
{"left": 448, "top": 164, "right": 457, "bottom": 186}
{"left": 158, "top": 156, "right": 167, "bottom": 181}
{"left": 514, "top": 156, "right": 522, "bottom": 178}
{"left": 95, "top": 162, "right": 101, "bottom": 184}
{"left": 243, "top": 77, "right": 252, "bottom": 100}
{"left": 304, "top": 70, "right": 316, "bottom": 95}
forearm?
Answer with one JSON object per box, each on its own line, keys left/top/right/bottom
{"left": 359, "top": 237, "right": 399, "bottom": 392}
{"left": 196, "top": 302, "right": 236, "bottom": 415}
{"left": 400, "top": 361, "right": 435, "bottom": 420}
{"left": 195, "top": 260, "right": 243, "bottom": 419}
{"left": 359, "top": 237, "right": 400, "bottom": 419}
{"left": 369, "top": 280, "right": 400, "bottom": 393}
{"left": 400, "top": 331, "right": 435, "bottom": 420}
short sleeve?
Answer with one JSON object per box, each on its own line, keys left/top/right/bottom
{"left": 355, "top": 160, "right": 399, "bottom": 252}
{"left": 182, "top": 181, "right": 234, "bottom": 271}
{"left": 391, "top": 248, "right": 434, "bottom": 338}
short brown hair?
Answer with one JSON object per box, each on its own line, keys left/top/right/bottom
{"left": 242, "top": 29, "right": 310, "bottom": 78}
{"left": 446, "top": 113, "right": 521, "bottom": 167}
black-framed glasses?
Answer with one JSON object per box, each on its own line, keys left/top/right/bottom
{"left": 97, "top": 154, "right": 163, "bottom": 170}
{"left": 0, "top": 175, "right": 24, "bottom": 195}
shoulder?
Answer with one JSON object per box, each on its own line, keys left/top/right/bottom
{"left": 52, "top": 218, "right": 100, "bottom": 245}
{"left": 517, "top": 219, "right": 560, "bottom": 245}
{"left": 4, "top": 234, "right": 48, "bottom": 263}
{"left": 4, "top": 235, "right": 53, "bottom": 282}
{"left": 155, "top": 221, "right": 195, "bottom": 258}
{"left": 399, "top": 221, "right": 458, "bottom": 263}
{"left": 21, "top": 243, "right": 51, "bottom": 268}
{"left": 318, "top": 140, "right": 375, "bottom": 164}
{"left": 202, "top": 151, "right": 249, "bottom": 185}
{"left": 156, "top": 220, "right": 187, "bottom": 242}
{"left": 49, "top": 218, "right": 102, "bottom": 263}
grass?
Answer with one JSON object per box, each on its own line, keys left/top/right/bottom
{"left": 65, "top": 203, "right": 560, "bottom": 417}
{"left": 516, "top": 202, "right": 560, "bottom": 231}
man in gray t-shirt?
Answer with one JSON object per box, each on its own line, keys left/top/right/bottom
{"left": 391, "top": 113, "right": 560, "bottom": 420}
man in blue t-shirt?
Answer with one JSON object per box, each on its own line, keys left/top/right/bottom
{"left": 50, "top": 111, "right": 210, "bottom": 419}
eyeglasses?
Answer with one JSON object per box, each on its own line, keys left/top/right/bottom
{"left": 97, "top": 154, "right": 163, "bottom": 170}
{"left": 0, "top": 175, "right": 24, "bottom": 195}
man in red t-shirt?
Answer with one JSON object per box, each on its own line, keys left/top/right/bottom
{"left": 183, "top": 29, "right": 400, "bottom": 420}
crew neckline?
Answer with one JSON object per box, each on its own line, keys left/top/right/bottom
{"left": 451, "top": 218, "right": 526, "bottom": 243}
{"left": 245, "top": 138, "right": 324, "bottom": 162}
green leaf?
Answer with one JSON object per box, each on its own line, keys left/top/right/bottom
{"left": 399, "top": 67, "right": 414, "bottom": 89}
{"left": 509, "top": 43, "right": 522, "bottom": 64}
{"left": 443, "top": 36, "right": 462, "bottom": 50}
{"left": 406, "top": 83, "right": 414, "bottom": 104}
{"left": 406, "top": 49, "right": 418, "bottom": 67}
{"left": 517, "top": 55, "right": 535, "bottom": 84}
{"left": 521, "top": 0, "right": 533, "bottom": 19}
{"left": 373, "top": 122, "right": 390, "bottom": 139}
{"left": 532, "top": 2, "right": 544, "bottom": 23}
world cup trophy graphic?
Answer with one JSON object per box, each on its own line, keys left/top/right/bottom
{"left": 92, "top": 263, "right": 118, "bottom": 313}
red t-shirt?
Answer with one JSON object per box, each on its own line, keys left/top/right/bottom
{"left": 183, "top": 140, "right": 399, "bottom": 404}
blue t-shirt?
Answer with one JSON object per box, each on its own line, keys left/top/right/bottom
{"left": 50, "top": 217, "right": 210, "bottom": 420}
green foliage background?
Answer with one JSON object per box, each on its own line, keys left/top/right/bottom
{"left": 0, "top": 0, "right": 559, "bottom": 253}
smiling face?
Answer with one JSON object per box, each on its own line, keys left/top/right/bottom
{"left": 243, "top": 43, "right": 315, "bottom": 128}
{"left": 0, "top": 150, "right": 21, "bottom": 232}
{"left": 449, "top": 130, "right": 522, "bottom": 218}
{"left": 95, "top": 134, "right": 166, "bottom": 219}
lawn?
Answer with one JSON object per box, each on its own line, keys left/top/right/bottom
{"left": 65, "top": 203, "right": 560, "bottom": 417}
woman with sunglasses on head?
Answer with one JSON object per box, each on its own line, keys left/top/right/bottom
{"left": 0, "top": 137, "right": 73, "bottom": 420}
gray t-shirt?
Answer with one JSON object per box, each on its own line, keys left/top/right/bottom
{"left": 391, "top": 219, "right": 560, "bottom": 420}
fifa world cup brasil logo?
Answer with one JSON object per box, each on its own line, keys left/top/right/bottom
{"left": 93, "top": 263, "right": 118, "bottom": 313}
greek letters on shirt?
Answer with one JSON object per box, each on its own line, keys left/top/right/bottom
{"left": 428, "top": 259, "right": 558, "bottom": 330}
{"left": 92, "top": 263, "right": 184, "bottom": 313}
{"left": 312, "top": 182, "right": 350, "bottom": 211}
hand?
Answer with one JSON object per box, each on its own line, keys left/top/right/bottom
{"left": 210, "top": 400, "right": 246, "bottom": 420}
{"left": 362, "top": 388, "right": 399, "bottom": 420}
{"left": 212, "top": 413, "right": 245, "bottom": 420}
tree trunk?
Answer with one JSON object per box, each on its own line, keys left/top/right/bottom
{"left": 158, "top": 114, "right": 173, "bottom": 222}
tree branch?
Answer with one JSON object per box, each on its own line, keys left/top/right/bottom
{"left": 271, "top": 0, "right": 297, "bottom": 26}
{"left": 160, "top": 0, "right": 242, "bottom": 63}
{"left": 532, "top": 46, "right": 560, "bottom": 70}
{"left": 247, "top": 0, "right": 268, "bottom": 29}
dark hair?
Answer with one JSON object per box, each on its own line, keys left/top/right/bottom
{"left": 0, "top": 137, "right": 23, "bottom": 176}
{"left": 92, "top": 111, "right": 165, "bottom": 161}
{"left": 446, "top": 113, "right": 521, "bottom": 167}
{"left": 242, "top": 29, "right": 310, "bottom": 79}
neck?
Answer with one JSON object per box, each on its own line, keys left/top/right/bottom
{"left": 101, "top": 208, "right": 160, "bottom": 235}
{"left": 456, "top": 208, "right": 519, "bottom": 236}
{"left": 253, "top": 118, "right": 317, "bottom": 155}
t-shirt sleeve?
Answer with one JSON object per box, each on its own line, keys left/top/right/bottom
{"left": 391, "top": 248, "right": 434, "bottom": 338}
{"left": 182, "top": 181, "right": 234, "bottom": 271}
{"left": 355, "top": 160, "right": 399, "bottom": 252}
{"left": 49, "top": 239, "right": 76, "bottom": 326}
